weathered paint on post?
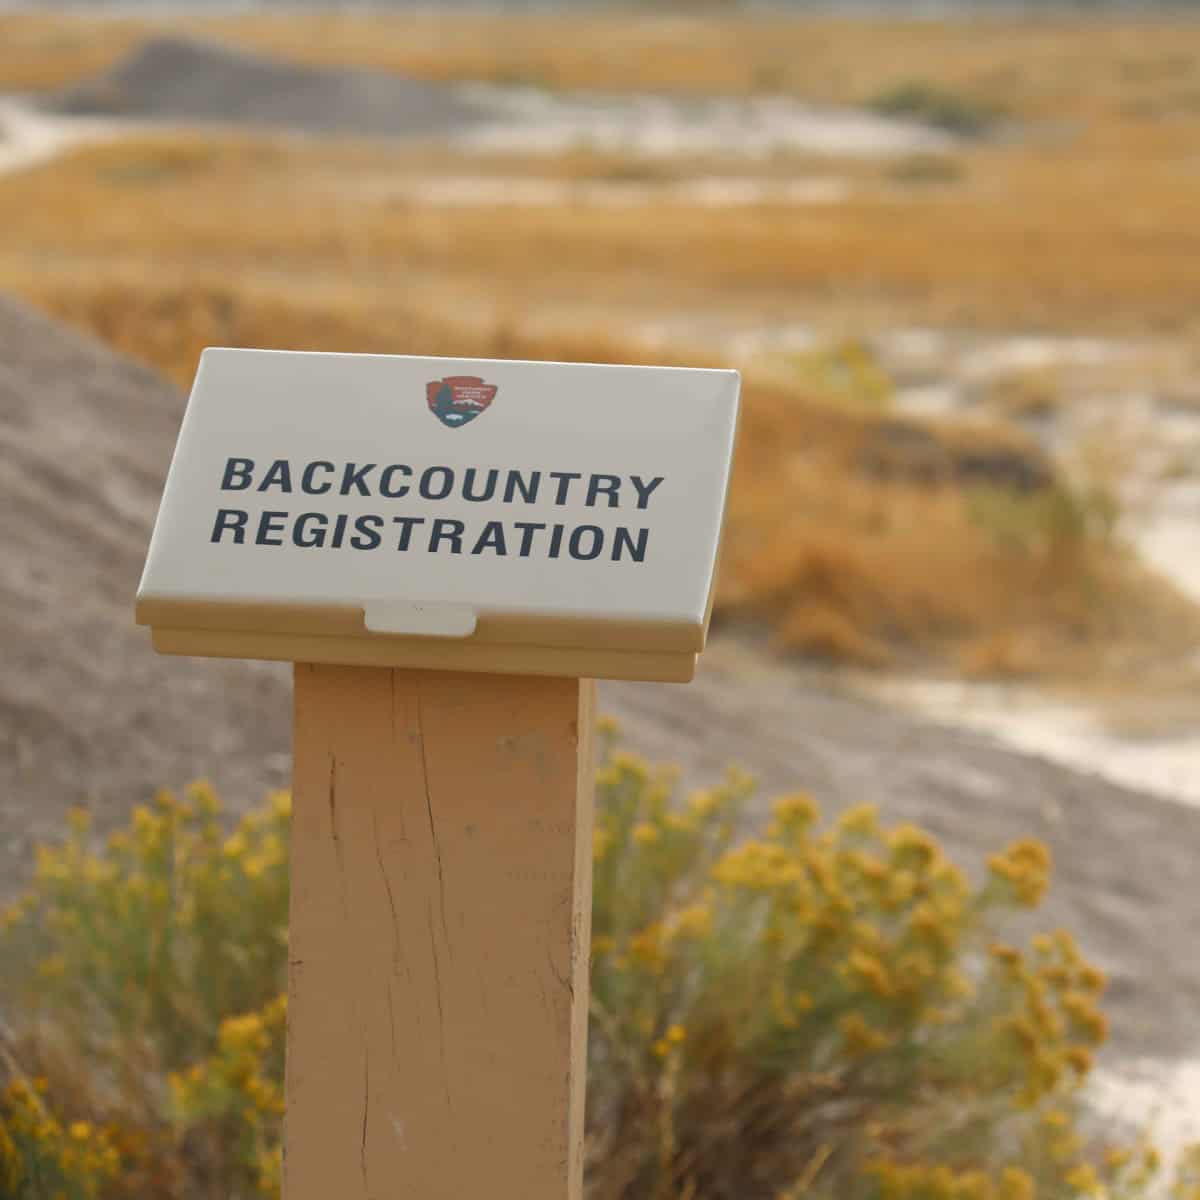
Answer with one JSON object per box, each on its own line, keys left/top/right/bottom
{"left": 285, "top": 664, "right": 594, "bottom": 1200}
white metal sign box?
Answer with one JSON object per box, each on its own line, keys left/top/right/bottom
{"left": 137, "top": 349, "right": 740, "bottom": 682}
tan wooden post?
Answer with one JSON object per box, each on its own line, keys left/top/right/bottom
{"left": 135, "top": 346, "right": 738, "bottom": 1198}
{"left": 284, "top": 664, "right": 595, "bottom": 1200}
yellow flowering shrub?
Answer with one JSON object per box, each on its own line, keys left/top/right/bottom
{"left": 0, "top": 1078, "right": 120, "bottom": 1199}
{"left": 585, "top": 725, "right": 1168, "bottom": 1200}
{"left": 1, "top": 784, "right": 290, "bottom": 1089}
{"left": 0, "top": 738, "right": 1191, "bottom": 1199}
{"left": 168, "top": 995, "right": 287, "bottom": 1196}
{"left": 0, "top": 782, "right": 290, "bottom": 1195}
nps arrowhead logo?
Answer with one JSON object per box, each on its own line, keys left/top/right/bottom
{"left": 426, "top": 376, "right": 497, "bottom": 428}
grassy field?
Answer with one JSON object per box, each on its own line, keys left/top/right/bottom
{"left": 1, "top": 11, "right": 1197, "bottom": 676}
{"left": 5, "top": 11, "right": 1200, "bottom": 331}
{"left": 6, "top": 9, "right": 1200, "bottom": 117}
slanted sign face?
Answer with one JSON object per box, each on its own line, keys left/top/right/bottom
{"left": 137, "top": 350, "right": 740, "bottom": 682}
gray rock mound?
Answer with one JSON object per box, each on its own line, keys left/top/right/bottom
{"left": 45, "top": 35, "right": 489, "bottom": 138}
{"left": 0, "top": 293, "right": 292, "bottom": 877}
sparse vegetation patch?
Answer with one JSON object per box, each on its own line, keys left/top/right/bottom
{"left": 1, "top": 745, "right": 1188, "bottom": 1199}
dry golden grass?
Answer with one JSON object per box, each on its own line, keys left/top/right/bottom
{"left": 2, "top": 126, "right": 1198, "bottom": 335}
{"left": 2, "top": 12, "right": 1198, "bottom": 674}
{"left": 5, "top": 258, "right": 1193, "bottom": 679}
{"left": 7, "top": 9, "right": 1200, "bottom": 124}
{"left": 0, "top": 13, "right": 144, "bottom": 92}
{"left": 4, "top": 14, "right": 1200, "bottom": 331}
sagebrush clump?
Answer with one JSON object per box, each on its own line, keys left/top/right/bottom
{"left": 0, "top": 733, "right": 1187, "bottom": 1198}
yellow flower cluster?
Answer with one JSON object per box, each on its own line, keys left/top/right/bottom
{"left": 988, "top": 928, "right": 1109, "bottom": 1105}
{"left": 713, "top": 840, "right": 804, "bottom": 891}
{"left": 840, "top": 1011, "right": 892, "bottom": 1056}
{"left": 768, "top": 792, "right": 820, "bottom": 838}
{"left": 987, "top": 839, "right": 1053, "bottom": 907}
{"left": 0, "top": 1078, "right": 120, "bottom": 1198}
{"left": 652, "top": 1024, "right": 687, "bottom": 1060}
{"left": 871, "top": 1162, "right": 1038, "bottom": 1200}
{"left": 170, "top": 993, "right": 288, "bottom": 1194}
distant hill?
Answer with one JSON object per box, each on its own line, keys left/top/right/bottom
{"left": 45, "top": 35, "right": 490, "bottom": 137}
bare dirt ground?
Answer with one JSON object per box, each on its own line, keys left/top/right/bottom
{"left": 0, "top": 292, "right": 293, "bottom": 866}
{"left": 2, "top": 293, "right": 1198, "bottom": 1072}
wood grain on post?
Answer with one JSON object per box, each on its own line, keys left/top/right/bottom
{"left": 285, "top": 664, "right": 595, "bottom": 1200}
